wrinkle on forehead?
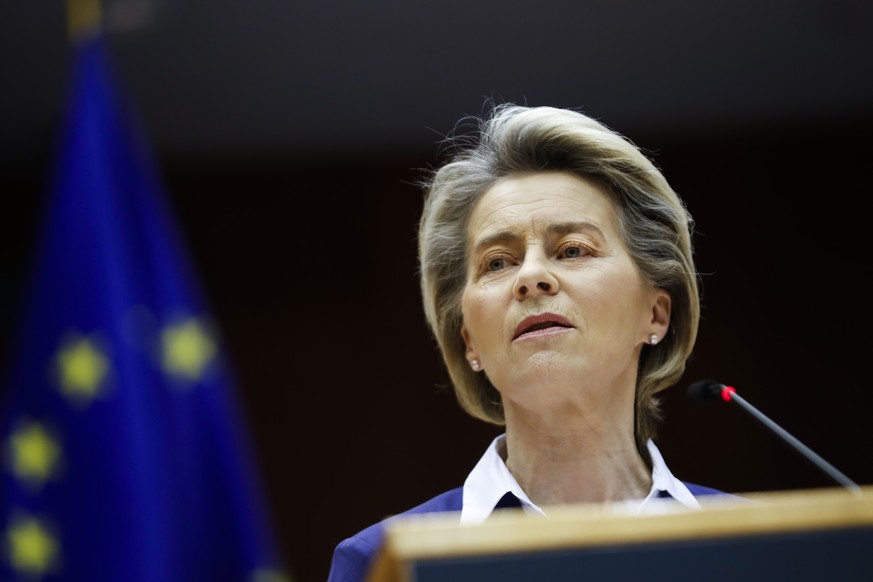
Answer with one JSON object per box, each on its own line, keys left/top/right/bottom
{"left": 471, "top": 221, "right": 607, "bottom": 256}
{"left": 468, "top": 173, "right": 620, "bottom": 248}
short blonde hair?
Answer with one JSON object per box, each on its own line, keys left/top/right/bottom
{"left": 418, "top": 103, "right": 700, "bottom": 454}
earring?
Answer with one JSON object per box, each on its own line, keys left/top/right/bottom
{"left": 649, "top": 334, "right": 659, "bottom": 345}
{"left": 471, "top": 359, "right": 481, "bottom": 371}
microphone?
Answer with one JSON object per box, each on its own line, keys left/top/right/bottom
{"left": 688, "top": 379, "right": 862, "bottom": 495}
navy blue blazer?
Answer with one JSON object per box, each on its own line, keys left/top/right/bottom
{"left": 327, "top": 482, "right": 729, "bottom": 582}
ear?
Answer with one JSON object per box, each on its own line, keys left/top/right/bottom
{"left": 460, "top": 325, "right": 479, "bottom": 365}
{"left": 649, "top": 288, "right": 672, "bottom": 341}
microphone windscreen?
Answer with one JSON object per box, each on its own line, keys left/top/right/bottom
{"left": 687, "top": 379, "right": 724, "bottom": 402}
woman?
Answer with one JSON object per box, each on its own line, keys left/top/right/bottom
{"left": 327, "top": 103, "right": 728, "bottom": 582}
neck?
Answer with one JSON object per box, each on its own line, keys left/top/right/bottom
{"left": 501, "top": 416, "right": 652, "bottom": 507}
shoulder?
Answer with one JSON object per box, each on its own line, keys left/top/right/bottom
{"left": 327, "top": 487, "right": 464, "bottom": 582}
{"left": 403, "top": 486, "right": 465, "bottom": 513}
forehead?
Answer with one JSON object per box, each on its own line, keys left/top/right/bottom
{"left": 469, "top": 172, "right": 619, "bottom": 239}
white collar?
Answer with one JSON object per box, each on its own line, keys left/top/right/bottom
{"left": 460, "top": 434, "right": 700, "bottom": 524}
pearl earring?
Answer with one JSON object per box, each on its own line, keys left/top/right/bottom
{"left": 649, "top": 334, "right": 659, "bottom": 345}
{"left": 471, "top": 359, "right": 481, "bottom": 371}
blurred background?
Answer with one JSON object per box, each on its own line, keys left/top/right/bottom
{"left": 2, "top": 1, "right": 872, "bottom": 581}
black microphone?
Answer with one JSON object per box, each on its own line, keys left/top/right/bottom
{"left": 688, "top": 379, "right": 862, "bottom": 495}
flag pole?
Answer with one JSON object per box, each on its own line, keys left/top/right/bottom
{"left": 65, "top": 0, "right": 102, "bottom": 42}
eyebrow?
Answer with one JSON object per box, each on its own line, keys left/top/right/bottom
{"left": 471, "top": 221, "right": 606, "bottom": 253}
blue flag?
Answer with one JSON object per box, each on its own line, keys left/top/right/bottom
{"left": 0, "top": 31, "right": 290, "bottom": 582}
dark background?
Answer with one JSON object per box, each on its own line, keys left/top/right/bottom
{"left": 2, "top": 2, "right": 872, "bottom": 581}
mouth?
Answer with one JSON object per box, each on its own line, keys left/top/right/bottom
{"left": 513, "top": 313, "right": 575, "bottom": 340}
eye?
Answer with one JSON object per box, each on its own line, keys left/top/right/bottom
{"left": 487, "top": 256, "right": 508, "bottom": 271}
{"left": 480, "top": 251, "right": 514, "bottom": 273}
{"left": 558, "top": 242, "right": 590, "bottom": 259}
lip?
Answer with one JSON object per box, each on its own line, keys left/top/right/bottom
{"left": 513, "top": 313, "right": 575, "bottom": 340}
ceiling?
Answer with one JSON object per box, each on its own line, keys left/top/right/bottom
{"left": 3, "top": 0, "right": 873, "bottom": 163}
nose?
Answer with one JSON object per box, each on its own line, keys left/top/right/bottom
{"left": 513, "top": 251, "right": 559, "bottom": 300}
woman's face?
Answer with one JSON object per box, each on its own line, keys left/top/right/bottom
{"left": 460, "top": 171, "right": 670, "bottom": 413}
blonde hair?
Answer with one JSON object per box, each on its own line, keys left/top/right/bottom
{"left": 418, "top": 103, "right": 700, "bottom": 454}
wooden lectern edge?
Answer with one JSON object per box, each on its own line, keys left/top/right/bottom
{"left": 366, "top": 485, "right": 873, "bottom": 582}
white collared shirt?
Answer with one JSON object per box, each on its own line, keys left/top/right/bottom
{"left": 460, "top": 433, "right": 700, "bottom": 524}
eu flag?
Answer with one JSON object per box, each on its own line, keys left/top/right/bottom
{"left": 0, "top": 25, "right": 290, "bottom": 582}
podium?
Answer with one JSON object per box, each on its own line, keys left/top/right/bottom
{"left": 366, "top": 486, "right": 873, "bottom": 581}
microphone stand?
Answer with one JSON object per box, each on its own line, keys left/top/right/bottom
{"left": 689, "top": 379, "right": 863, "bottom": 496}
{"left": 727, "top": 391, "right": 862, "bottom": 496}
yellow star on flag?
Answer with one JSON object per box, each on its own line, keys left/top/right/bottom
{"left": 161, "top": 318, "right": 216, "bottom": 382}
{"left": 7, "top": 420, "right": 62, "bottom": 490}
{"left": 5, "top": 514, "right": 60, "bottom": 577}
{"left": 55, "top": 334, "right": 110, "bottom": 405}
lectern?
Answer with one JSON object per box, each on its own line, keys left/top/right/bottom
{"left": 367, "top": 486, "right": 873, "bottom": 582}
